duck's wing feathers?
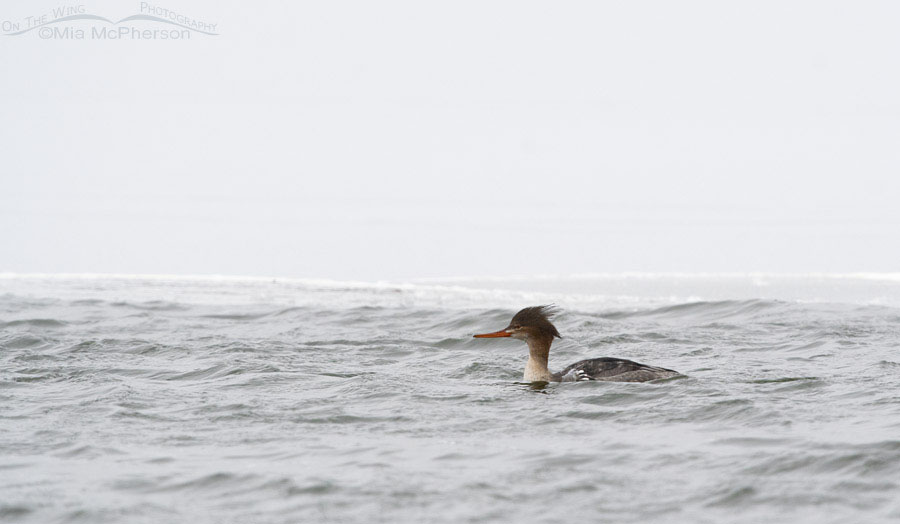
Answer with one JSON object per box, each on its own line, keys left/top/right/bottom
{"left": 554, "top": 357, "right": 678, "bottom": 383}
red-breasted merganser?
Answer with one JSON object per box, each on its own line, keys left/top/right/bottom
{"left": 474, "top": 305, "right": 679, "bottom": 383}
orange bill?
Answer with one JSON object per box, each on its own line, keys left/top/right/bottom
{"left": 473, "top": 330, "right": 511, "bottom": 338}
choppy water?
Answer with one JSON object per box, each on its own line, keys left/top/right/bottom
{"left": 2, "top": 273, "right": 900, "bottom": 523}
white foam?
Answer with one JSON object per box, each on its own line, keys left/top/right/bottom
{"left": 2, "top": 272, "right": 900, "bottom": 309}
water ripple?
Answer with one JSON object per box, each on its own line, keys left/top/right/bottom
{"left": 2, "top": 276, "right": 900, "bottom": 524}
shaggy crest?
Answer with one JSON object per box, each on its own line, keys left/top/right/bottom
{"left": 509, "top": 305, "right": 561, "bottom": 339}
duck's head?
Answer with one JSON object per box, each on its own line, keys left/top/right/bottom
{"left": 473, "top": 305, "right": 562, "bottom": 342}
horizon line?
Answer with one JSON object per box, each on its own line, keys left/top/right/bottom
{"left": 2, "top": 271, "right": 900, "bottom": 284}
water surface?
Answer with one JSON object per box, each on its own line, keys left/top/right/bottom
{"left": 2, "top": 274, "right": 900, "bottom": 523}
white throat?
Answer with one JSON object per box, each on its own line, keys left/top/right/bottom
{"left": 522, "top": 335, "right": 552, "bottom": 382}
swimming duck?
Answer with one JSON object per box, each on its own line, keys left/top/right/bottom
{"left": 474, "top": 305, "right": 679, "bottom": 383}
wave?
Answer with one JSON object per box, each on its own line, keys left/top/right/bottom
{"left": 600, "top": 299, "right": 786, "bottom": 320}
{"left": 2, "top": 272, "right": 900, "bottom": 310}
{"left": 0, "top": 318, "right": 68, "bottom": 328}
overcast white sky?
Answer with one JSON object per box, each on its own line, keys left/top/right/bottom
{"left": 1, "top": 1, "right": 898, "bottom": 280}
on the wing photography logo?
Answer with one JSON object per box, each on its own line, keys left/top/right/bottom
{"left": 2, "top": 3, "right": 218, "bottom": 40}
